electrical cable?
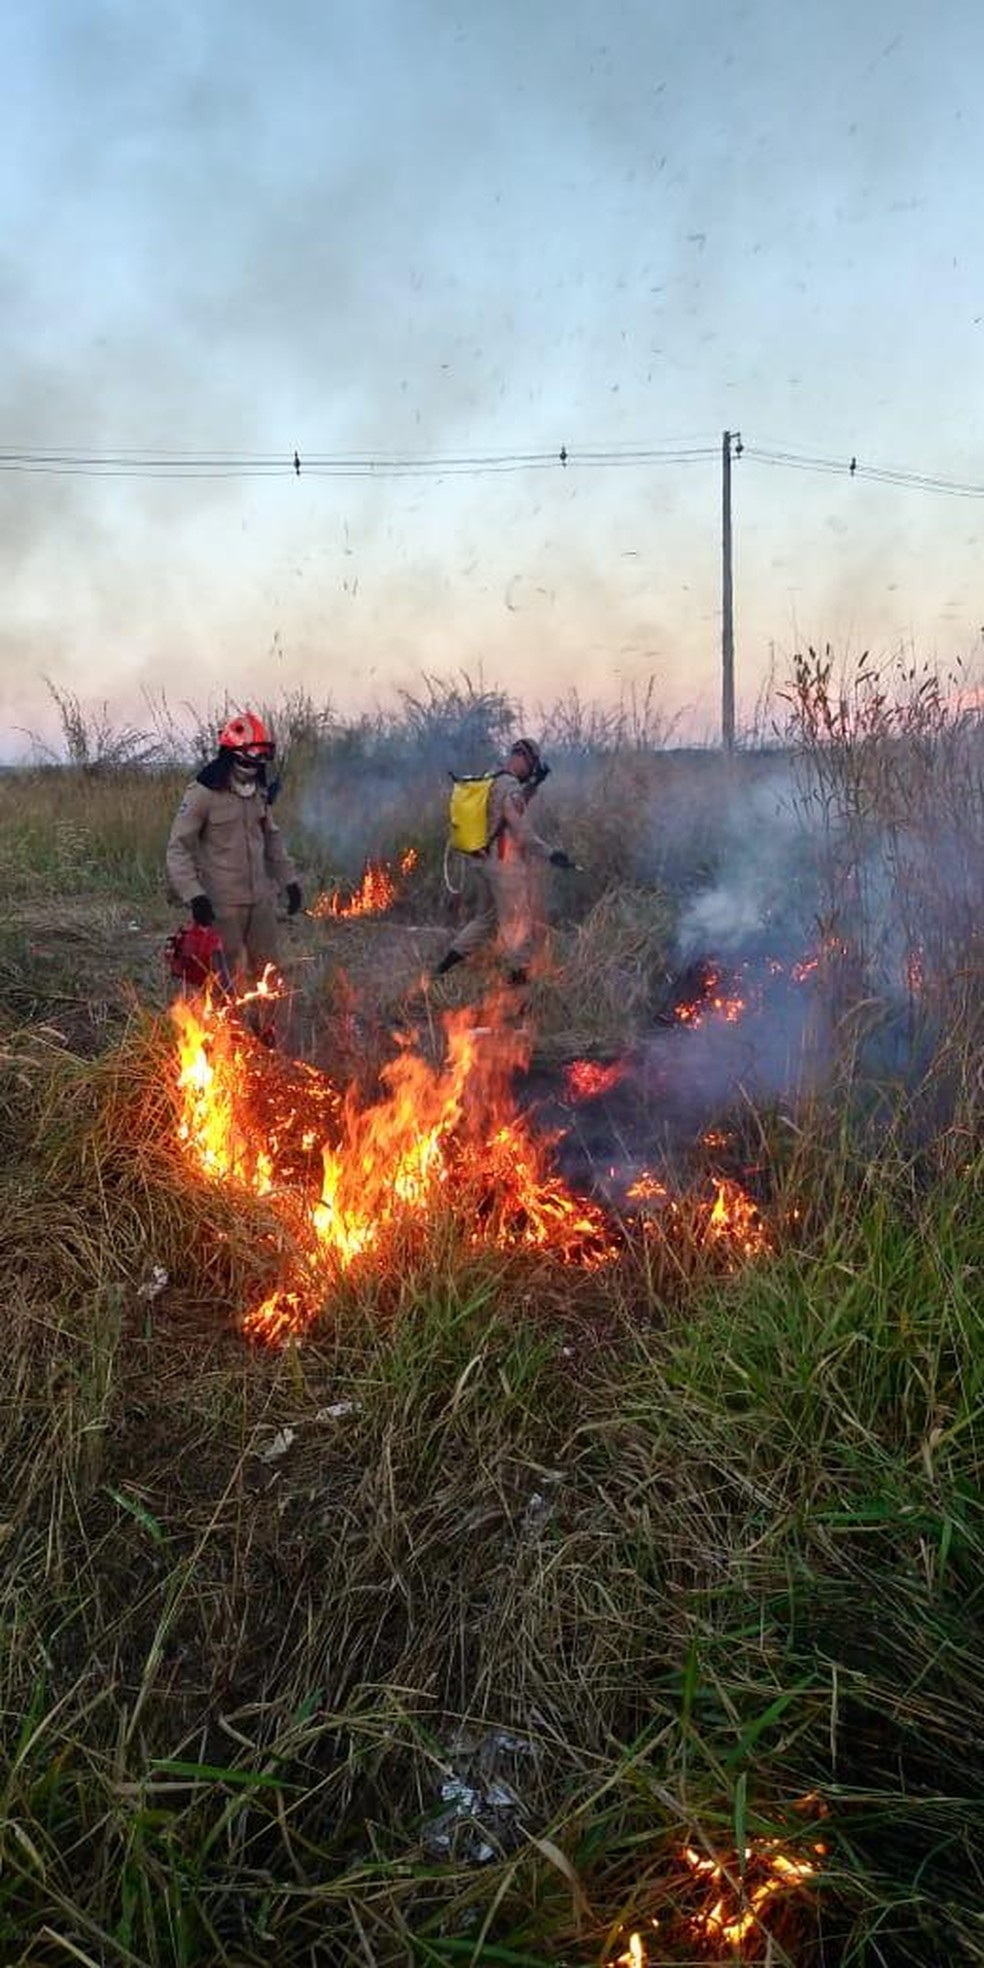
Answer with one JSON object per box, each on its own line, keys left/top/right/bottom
{"left": 0, "top": 440, "right": 719, "bottom": 479}
{"left": 1, "top": 434, "right": 982, "bottom": 498}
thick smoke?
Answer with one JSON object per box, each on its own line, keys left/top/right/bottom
{"left": 534, "top": 730, "right": 984, "bottom": 1191}
{"left": 673, "top": 761, "right": 812, "bottom": 957}
{"left": 296, "top": 683, "right": 516, "bottom": 874}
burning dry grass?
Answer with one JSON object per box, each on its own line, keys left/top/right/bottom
{"left": 3, "top": 997, "right": 984, "bottom": 1964}
{"left": 168, "top": 984, "right": 624, "bottom": 1341}
{"left": 307, "top": 846, "right": 419, "bottom": 920}
{"left": 1, "top": 1012, "right": 282, "bottom": 1326}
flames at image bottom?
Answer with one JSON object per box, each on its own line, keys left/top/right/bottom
{"left": 608, "top": 1816, "right": 827, "bottom": 1964}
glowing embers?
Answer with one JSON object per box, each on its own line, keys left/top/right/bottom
{"left": 789, "top": 934, "right": 850, "bottom": 985}
{"left": 667, "top": 939, "right": 856, "bottom": 1025}
{"left": 564, "top": 1058, "right": 628, "bottom": 1103}
{"left": 171, "top": 987, "right": 614, "bottom": 1343}
{"left": 309, "top": 847, "right": 418, "bottom": 919}
{"left": 906, "top": 944, "right": 925, "bottom": 996}
{"left": 672, "top": 961, "right": 748, "bottom": 1027}
{"left": 625, "top": 1169, "right": 671, "bottom": 1206}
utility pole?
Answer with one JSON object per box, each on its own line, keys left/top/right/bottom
{"left": 721, "top": 429, "right": 740, "bottom": 753}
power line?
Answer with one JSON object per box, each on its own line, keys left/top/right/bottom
{"left": 1, "top": 433, "right": 983, "bottom": 499}
{"left": 2, "top": 435, "right": 983, "bottom": 496}
{"left": 0, "top": 440, "right": 719, "bottom": 479}
{"left": 744, "top": 443, "right": 984, "bottom": 500}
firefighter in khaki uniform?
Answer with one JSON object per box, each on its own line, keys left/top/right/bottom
{"left": 433, "top": 737, "right": 575, "bottom": 986}
{"left": 166, "top": 711, "right": 302, "bottom": 989}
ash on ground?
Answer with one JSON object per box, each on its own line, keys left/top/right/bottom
{"left": 421, "top": 1729, "right": 537, "bottom": 1865}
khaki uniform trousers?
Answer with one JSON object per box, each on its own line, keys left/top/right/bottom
{"left": 214, "top": 899, "right": 280, "bottom": 988}
{"left": 452, "top": 854, "right": 538, "bottom": 971}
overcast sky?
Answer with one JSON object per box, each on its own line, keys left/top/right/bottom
{"left": 3, "top": 0, "right": 983, "bottom": 754}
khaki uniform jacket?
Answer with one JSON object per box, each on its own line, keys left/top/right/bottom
{"left": 486, "top": 772, "right": 551, "bottom": 864}
{"left": 166, "top": 774, "right": 297, "bottom": 910}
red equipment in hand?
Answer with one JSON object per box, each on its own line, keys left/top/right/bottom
{"left": 165, "top": 921, "right": 232, "bottom": 993}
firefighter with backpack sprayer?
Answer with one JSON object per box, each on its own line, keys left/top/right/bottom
{"left": 434, "top": 737, "right": 577, "bottom": 988}
{"left": 165, "top": 711, "right": 302, "bottom": 1000}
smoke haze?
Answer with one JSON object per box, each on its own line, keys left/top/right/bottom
{"left": 3, "top": 0, "right": 984, "bottom": 752}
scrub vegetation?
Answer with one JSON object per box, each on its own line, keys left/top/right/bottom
{"left": 1, "top": 658, "right": 983, "bottom": 1967}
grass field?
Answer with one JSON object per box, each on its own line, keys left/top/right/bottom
{"left": 2, "top": 660, "right": 983, "bottom": 1966}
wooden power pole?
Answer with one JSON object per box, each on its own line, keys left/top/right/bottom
{"left": 721, "top": 429, "right": 740, "bottom": 752}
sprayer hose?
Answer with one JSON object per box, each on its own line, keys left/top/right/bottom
{"left": 443, "top": 840, "right": 464, "bottom": 897}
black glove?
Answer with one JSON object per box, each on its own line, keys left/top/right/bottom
{"left": 531, "top": 760, "right": 551, "bottom": 788}
{"left": 549, "top": 849, "right": 575, "bottom": 871}
{"left": 286, "top": 881, "right": 302, "bottom": 916}
{"left": 190, "top": 893, "right": 215, "bottom": 926}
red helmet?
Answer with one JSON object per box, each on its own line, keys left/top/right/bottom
{"left": 217, "top": 710, "right": 275, "bottom": 762}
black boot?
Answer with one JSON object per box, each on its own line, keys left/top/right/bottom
{"left": 433, "top": 948, "right": 465, "bottom": 978}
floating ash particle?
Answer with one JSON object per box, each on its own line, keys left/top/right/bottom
{"left": 421, "top": 1731, "right": 535, "bottom": 1864}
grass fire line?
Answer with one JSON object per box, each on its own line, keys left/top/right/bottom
{"left": 307, "top": 846, "right": 418, "bottom": 920}
{"left": 172, "top": 980, "right": 621, "bottom": 1339}
{"left": 171, "top": 976, "right": 778, "bottom": 1340}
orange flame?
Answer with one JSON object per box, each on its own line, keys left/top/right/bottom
{"left": 172, "top": 987, "right": 615, "bottom": 1340}
{"left": 680, "top": 1836, "right": 825, "bottom": 1953}
{"left": 789, "top": 953, "right": 819, "bottom": 983}
{"left": 625, "top": 1169, "right": 670, "bottom": 1204}
{"left": 564, "top": 1058, "right": 627, "bottom": 1103}
{"left": 703, "top": 1177, "right": 772, "bottom": 1262}
{"left": 309, "top": 846, "right": 418, "bottom": 920}
{"left": 611, "top": 1933, "right": 650, "bottom": 1967}
{"left": 625, "top": 1171, "right": 770, "bottom": 1259}
{"left": 607, "top": 1819, "right": 825, "bottom": 1963}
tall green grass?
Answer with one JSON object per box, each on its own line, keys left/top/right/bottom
{"left": 1, "top": 1002, "right": 983, "bottom": 1964}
